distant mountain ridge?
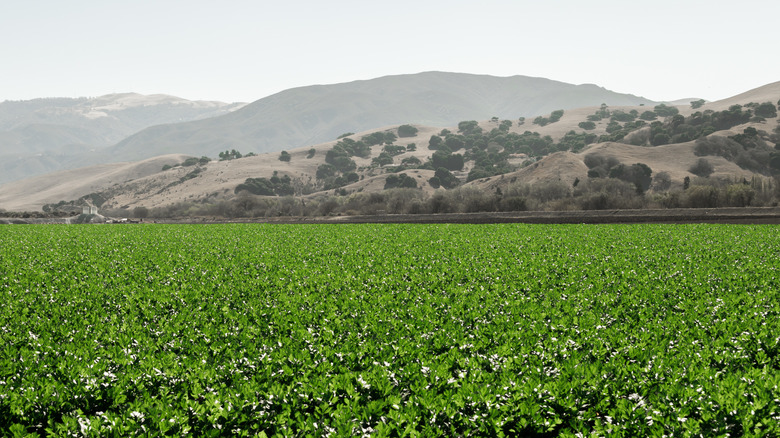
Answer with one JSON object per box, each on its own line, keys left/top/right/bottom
{"left": 111, "top": 72, "right": 657, "bottom": 161}
{"left": 0, "top": 93, "right": 245, "bottom": 184}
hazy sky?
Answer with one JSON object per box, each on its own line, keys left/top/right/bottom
{"left": 2, "top": 0, "right": 778, "bottom": 104}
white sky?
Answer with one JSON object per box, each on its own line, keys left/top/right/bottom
{"left": 1, "top": 0, "right": 778, "bottom": 104}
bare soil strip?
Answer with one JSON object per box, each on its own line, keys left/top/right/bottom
{"left": 4, "top": 207, "right": 780, "bottom": 225}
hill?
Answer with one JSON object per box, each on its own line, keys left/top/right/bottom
{"left": 2, "top": 80, "right": 778, "bottom": 216}
{"left": 110, "top": 72, "right": 656, "bottom": 162}
{"left": 0, "top": 94, "right": 245, "bottom": 184}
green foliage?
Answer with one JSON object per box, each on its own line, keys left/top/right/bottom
{"left": 584, "top": 154, "right": 621, "bottom": 179}
{"left": 406, "top": 143, "right": 416, "bottom": 152}
{"left": 372, "top": 152, "right": 394, "bottom": 167}
{"left": 695, "top": 131, "right": 777, "bottom": 174}
{"left": 429, "top": 167, "right": 459, "bottom": 189}
{"left": 556, "top": 130, "right": 597, "bottom": 152}
{"left": 457, "top": 120, "right": 481, "bottom": 135}
{"left": 397, "top": 124, "right": 418, "bottom": 137}
{"left": 382, "top": 144, "right": 407, "bottom": 157}
{"left": 578, "top": 121, "right": 596, "bottom": 130}
{"left": 182, "top": 157, "right": 199, "bottom": 167}
{"left": 653, "top": 103, "right": 680, "bottom": 117}
{"left": 652, "top": 171, "right": 672, "bottom": 191}
{"left": 639, "top": 110, "right": 658, "bottom": 121}
{"left": 532, "top": 110, "right": 564, "bottom": 126}
{"left": 384, "top": 173, "right": 418, "bottom": 189}
{"left": 607, "top": 162, "right": 653, "bottom": 193}
{"left": 316, "top": 163, "right": 336, "bottom": 180}
{"left": 337, "top": 132, "right": 354, "bottom": 139}
{"left": 690, "top": 99, "right": 706, "bottom": 109}
{"left": 610, "top": 110, "right": 636, "bottom": 122}
{"left": 606, "top": 120, "right": 622, "bottom": 134}
{"left": 3, "top": 224, "right": 779, "bottom": 435}
{"left": 400, "top": 156, "right": 421, "bottom": 167}
{"left": 332, "top": 137, "right": 371, "bottom": 158}
{"left": 161, "top": 164, "right": 172, "bottom": 171}
{"left": 235, "top": 172, "right": 294, "bottom": 196}
{"left": 278, "top": 150, "right": 291, "bottom": 162}
{"left": 430, "top": 151, "right": 464, "bottom": 171}
{"left": 599, "top": 120, "right": 647, "bottom": 143}
{"left": 132, "top": 206, "right": 149, "bottom": 219}
{"left": 587, "top": 104, "right": 611, "bottom": 122}
{"left": 754, "top": 102, "right": 777, "bottom": 118}
{"left": 307, "top": 148, "right": 316, "bottom": 159}
{"left": 218, "top": 149, "right": 242, "bottom": 161}
{"left": 361, "top": 131, "right": 387, "bottom": 146}
{"left": 428, "top": 135, "right": 443, "bottom": 150}
{"left": 689, "top": 158, "right": 715, "bottom": 177}
{"left": 444, "top": 134, "right": 466, "bottom": 151}
{"left": 325, "top": 143, "right": 360, "bottom": 173}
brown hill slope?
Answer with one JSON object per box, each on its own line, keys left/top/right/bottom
{"left": 2, "top": 81, "right": 778, "bottom": 214}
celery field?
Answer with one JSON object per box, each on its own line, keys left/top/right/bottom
{"left": 1, "top": 224, "right": 779, "bottom": 436}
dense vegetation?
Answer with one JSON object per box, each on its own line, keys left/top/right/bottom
{"left": 2, "top": 224, "right": 779, "bottom": 436}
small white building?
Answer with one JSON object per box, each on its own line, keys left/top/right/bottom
{"left": 82, "top": 205, "right": 98, "bottom": 215}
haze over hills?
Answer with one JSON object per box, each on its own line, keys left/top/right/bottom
{"left": 111, "top": 72, "right": 657, "bottom": 162}
{"left": 0, "top": 72, "right": 659, "bottom": 186}
{"left": 1, "top": 79, "right": 778, "bottom": 215}
{"left": 0, "top": 94, "right": 245, "bottom": 184}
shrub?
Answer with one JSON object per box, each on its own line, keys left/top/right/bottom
{"left": 578, "top": 121, "right": 596, "bottom": 130}
{"left": 133, "top": 206, "right": 149, "bottom": 219}
{"left": 430, "top": 168, "right": 459, "bottom": 189}
{"left": 398, "top": 124, "right": 419, "bottom": 137}
{"left": 530, "top": 180, "right": 570, "bottom": 203}
{"left": 690, "top": 99, "right": 706, "bottom": 109}
{"left": 279, "top": 151, "right": 291, "bottom": 162}
{"left": 685, "top": 185, "right": 719, "bottom": 208}
{"left": 726, "top": 184, "right": 756, "bottom": 207}
{"left": 639, "top": 111, "right": 658, "bottom": 121}
{"left": 428, "top": 135, "right": 443, "bottom": 150}
{"left": 689, "top": 158, "right": 714, "bottom": 177}
{"left": 384, "top": 173, "right": 418, "bottom": 190}
{"left": 652, "top": 171, "right": 672, "bottom": 191}
{"left": 694, "top": 136, "right": 742, "bottom": 159}
{"left": 754, "top": 102, "right": 777, "bottom": 118}
{"left": 654, "top": 104, "right": 679, "bottom": 117}
{"left": 457, "top": 121, "right": 481, "bottom": 135}
{"left": 372, "top": 152, "right": 394, "bottom": 167}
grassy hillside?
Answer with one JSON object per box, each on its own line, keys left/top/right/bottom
{"left": 109, "top": 72, "right": 656, "bottom": 162}
{"left": 2, "top": 82, "right": 779, "bottom": 216}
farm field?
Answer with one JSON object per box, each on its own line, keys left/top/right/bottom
{"left": 1, "top": 224, "right": 779, "bottom": 437}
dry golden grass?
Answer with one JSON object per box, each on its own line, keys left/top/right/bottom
{"left": 2, "top": 81, "right": 778, "bottom": 213}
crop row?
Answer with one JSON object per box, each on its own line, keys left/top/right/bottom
{"left": 1, "top": 224, "right": 779, "bottom": 437}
